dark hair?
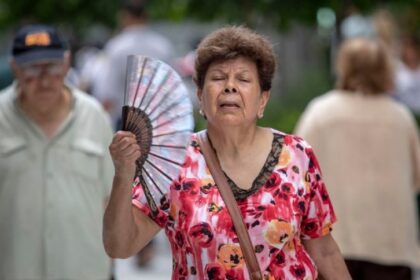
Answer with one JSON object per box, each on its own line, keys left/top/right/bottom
{"left": 121, "top": 0, "right": 146, "bottom": 18}
{"left": 194, "top": 26, "right": 276, "bottom": 91}
{"left": 336, "top": 37, "right": 394, "bottom": 95}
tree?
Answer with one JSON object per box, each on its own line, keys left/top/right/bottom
{"left": 0, "top": 0, "right": 418, "bottom": 33}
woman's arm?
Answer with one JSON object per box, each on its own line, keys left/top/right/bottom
{"left": 103, "top": 131, "right": 161, "bottom": 258}
{"left": 303, "top": 233, "right": 352, "bottom": 280}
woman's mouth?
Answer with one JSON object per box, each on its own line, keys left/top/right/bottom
{"left": 220, "top": 102, "right": 240, "bottom": 108}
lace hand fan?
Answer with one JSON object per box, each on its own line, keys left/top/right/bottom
{"left": 122, "top": 55, "right": 194, "bottom": 216}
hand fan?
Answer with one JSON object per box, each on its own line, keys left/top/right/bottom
{"left": 122, "top": 55, "right": 194, "bottom": 216}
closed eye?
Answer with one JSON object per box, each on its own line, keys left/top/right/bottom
{"left": 237, "top": 75, "right": 251, "bottom": 82}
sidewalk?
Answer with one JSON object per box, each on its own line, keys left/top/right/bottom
{"left": 114, "top": 231, "right": 172, "bottom": 280}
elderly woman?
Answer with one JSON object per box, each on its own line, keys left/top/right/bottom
{"left": 295, "top": 37, "right": 420, "bottom": 280}
{"left": 103, "top": 26, "right": 351, "bottom": 279}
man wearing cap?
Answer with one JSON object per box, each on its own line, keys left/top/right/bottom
{"left": 0, "top": 24, "right": 114, "bottom": 279}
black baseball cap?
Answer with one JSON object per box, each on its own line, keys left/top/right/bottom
{"left": 12, "top": 24, "right": 68, "bottom": 65}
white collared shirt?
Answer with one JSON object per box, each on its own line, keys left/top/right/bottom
{"left": 0, "top": 84, "right": 114, "bottom": 279}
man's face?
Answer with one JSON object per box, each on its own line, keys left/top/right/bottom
{"left": 13, "top": 57, "right": 68, "bottom": 108}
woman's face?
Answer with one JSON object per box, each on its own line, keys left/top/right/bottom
{"left": 198, "top": 56, "right": 270, "bottom": 128}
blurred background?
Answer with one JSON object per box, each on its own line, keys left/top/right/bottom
{"left": 0, "top": 0, "right": 418, "bottom": 279}
{"left": 0, "top": 0, "right": 418, "bottom": 129}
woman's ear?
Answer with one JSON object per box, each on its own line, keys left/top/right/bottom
{"left": 196, "top": 88, "right": 204, "bottom": 109}
{"left": 196, "top": 88, "right": 207, "bottom": 119}
{"left": 258, "top": 90, "right": 270, "bottom": 118}
{"left": 196, "top": 88, "right": 202, "bottom": 102}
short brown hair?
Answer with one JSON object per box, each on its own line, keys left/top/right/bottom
{"left": 335, "top": 37, "right": 394, "bottom": 95}
{"left": 194, "top": 26, "right": 276, "bottom": 91}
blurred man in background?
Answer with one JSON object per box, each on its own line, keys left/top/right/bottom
{"left": 97, "top": 0, "right": 175, "bottom": 130}
{"left": 0, "top": 24, "right": 114, "bottom": 279}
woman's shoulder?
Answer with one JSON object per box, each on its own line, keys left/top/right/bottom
{"left": 270, "top": 128, "right": 312, "bottom": 149}
{"left": 269, "top": 129, "right": 319, "bottom": 179}
{"left": 190, "top": 132, "right": 200, "bottom": 148}
{"left": 184, "top": 132, "right": 204, "bottom": 160}
{"left": 304, "top": 90, "right": 347, "bottom": 114}
{"left": 270, "top": 128, "right": 317, "bottom": 167}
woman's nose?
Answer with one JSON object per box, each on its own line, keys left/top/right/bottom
{"left": 224, "top": 75, "right": 238, "bottom": 93}
{"left": 224, "top": 79, "right": 237, "bottom": 93}
{"left": 224, "top": 87, "right": 237, "bottom": 93}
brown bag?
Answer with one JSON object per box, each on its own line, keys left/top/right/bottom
{"left": 197, "top": 130, "right": 263, "bottom": 280}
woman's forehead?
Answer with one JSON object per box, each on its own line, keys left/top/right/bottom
{"left": 207, "top": 56, "right": 257, "bottom": 72}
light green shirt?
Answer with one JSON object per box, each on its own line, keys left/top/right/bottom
{"left": 0, "top": 84, "right": 114, "bottom": 279}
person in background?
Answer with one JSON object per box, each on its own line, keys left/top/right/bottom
{"left": 0, "top": 24, "right": 114, "bottom": 279}
{"left": 99, "top": 0, "right": 175, "bottom": 267}
{"left": 295, "top": 37, "right": 420, "bottom": 280}
{"left": 393, "top": 36, "right": 420, "bottom": 244}
{"left": 74, "top": 24, "right": 112, "bottom": 96}
{"left": 372, "top": 9, "right": 399, "bottom": 57}
{"left": 174, "top": 37, "right": 202, "bottom": 109}
{"left": 393, "top": 35, "right": 420, "bottom": 116}
{"left": 98, "top": 0, "right": 175, "bottom": 131}
{"left": 103, "top": 25, "right": 351, "bottom": 279}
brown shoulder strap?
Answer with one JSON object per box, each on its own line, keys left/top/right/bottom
{"left": 197, "top": 130, "right": 263, "bottom": 280}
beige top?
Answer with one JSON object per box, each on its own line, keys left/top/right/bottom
{"left": 295, "top": 90, "right": 420, "bottom": 268}
{"left": 0, "top": 84, "right": 114, "bottom": 279}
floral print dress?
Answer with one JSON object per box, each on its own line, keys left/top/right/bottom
{"left": 132, "top": 129, "right": 336, "bottom": 280}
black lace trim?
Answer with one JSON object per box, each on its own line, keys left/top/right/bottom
{"left": 224, "top": 133, "right": 284, "bottom": 200}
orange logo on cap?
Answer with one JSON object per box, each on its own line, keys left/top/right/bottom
{"left": 25, "top": 32, "right": 51, "bottom": 46}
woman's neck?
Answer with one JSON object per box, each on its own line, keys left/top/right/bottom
{"left": 207, "top": 124, "right": 268, "bottom": 160}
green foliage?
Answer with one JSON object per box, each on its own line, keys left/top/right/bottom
{"left": 0, "top": 0, "right": 418, "bottom": 32}
{"left": 0, "top": 0, "right": 118, "bottom": 31}
{"left": 259, "top": 66, "right": 332, "bottom": 133}
{"left": 148, "top": 0, "right": 419, "bottom": 30}
{"left": 415, "top": 115, "right": 420, "bottom": 128}
{"left": 258, "top": 107, "right": 302, "bottom": 134}
{"left": 193, "top": 111, "right": 206, "bottom": 132}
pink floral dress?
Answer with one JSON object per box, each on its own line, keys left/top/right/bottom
{"left": 132, "top": 130, "right": 336, "bottom": 280}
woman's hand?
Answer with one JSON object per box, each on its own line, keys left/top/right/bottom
{"left": 104, "top": 131, "right": 160, "bottom": 258}
{"left": 109, "top": 131, "right": 141, "bottom": 180}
